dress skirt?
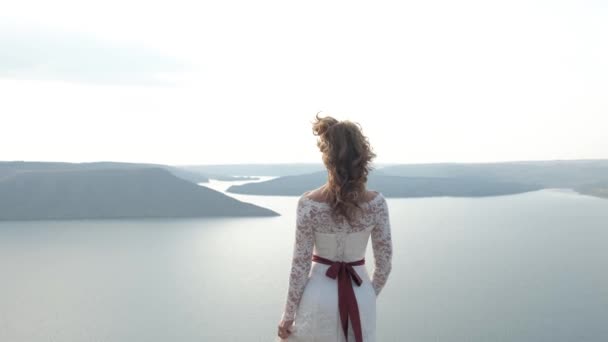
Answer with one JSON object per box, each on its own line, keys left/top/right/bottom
{"left": 279, "top": 261, "right": 377, "bottom": 342}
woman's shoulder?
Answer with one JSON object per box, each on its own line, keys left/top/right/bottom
{"left": 298, "top": 188, "right": 326, "bottom": 208}
{"left": 364, "top": 189, "right": 382, "bottom": 202}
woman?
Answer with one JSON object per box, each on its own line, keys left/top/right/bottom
{"left": 276, "top": 113, "right": 393, "bottom": 342}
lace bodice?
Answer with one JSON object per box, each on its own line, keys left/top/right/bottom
{"left": 280, "top": 191, "right": 393, "bottom": 321}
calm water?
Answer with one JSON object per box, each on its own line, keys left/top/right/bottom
{"left": 1, "top": 180, "right": 607, "bottom": 342}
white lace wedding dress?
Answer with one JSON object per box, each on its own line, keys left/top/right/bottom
{"left": 277, "top": 191, "right": 393, "bottom": 342}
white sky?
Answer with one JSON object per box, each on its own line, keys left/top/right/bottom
{"left": 1, "top": 0, "right": 607, "bottom": 165}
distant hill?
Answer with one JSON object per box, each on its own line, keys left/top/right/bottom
{"left": 377, "top": 159, "right": 608, "bottom": 188}
{"left": 226, "top": 171, "right": 543, "bottom": 197}
{"left": 0, "top": 161, "right": 210, "bottom": 184}
{"left": 180, "top": 163, "right": 327, "bottom": 177}
{"left": 0, "top": 167, "right": 278, "bottom": 221}
{"left": 226, "top": 159, "right": 608, "bottom": 199}
{"left": 0, "top": 160, "right": 260, "bottom": 183}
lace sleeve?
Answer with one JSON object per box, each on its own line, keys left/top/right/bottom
{"left": 280, "top": 196, "right": 315, "bottom": 321}
{"left": 371, "top": 195, "right": 393, "bottom": 296}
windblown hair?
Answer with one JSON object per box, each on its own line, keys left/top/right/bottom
{"left": 312, "top": 112, "right": 377, "bottom": 222}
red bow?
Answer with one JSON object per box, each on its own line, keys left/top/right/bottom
{"left": 312, "top": 254, "right": 366, "bottom": 342}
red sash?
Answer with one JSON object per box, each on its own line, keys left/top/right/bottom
{"left": 312, "top": 254, "right": 366, "bottom": 342}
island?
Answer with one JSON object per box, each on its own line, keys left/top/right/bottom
{"left": 226, "top": 171, "right": 543, "bottom": 197}
{"left": 0, "top": 166, "right": 279, "bottom": 221}
{"left": 225, "top": 159, "right": 608, "bottom": 199}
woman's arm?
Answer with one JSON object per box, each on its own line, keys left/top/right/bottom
{"left": 371, "top": 195, "right": 393, "bottom": 296}
{"left": 280, "top": 196, "right": 315, "bottom": 321}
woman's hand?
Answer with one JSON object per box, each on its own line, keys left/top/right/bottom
{"left": 277, "top": 319, "right": 294, "bottom": 340}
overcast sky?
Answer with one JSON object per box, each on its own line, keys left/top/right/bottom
{"left": 1, "top": 0, "right": 606, "bottom": 165}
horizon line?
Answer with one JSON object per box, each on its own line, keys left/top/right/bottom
{"left": 2, "top": 157, "right": 608, "bottom": 167}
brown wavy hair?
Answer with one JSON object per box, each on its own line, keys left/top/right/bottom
{"left": 312, "top": 112, "right": 377, "bottom": 222}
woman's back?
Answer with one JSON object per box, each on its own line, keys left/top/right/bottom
{"left": 299, "top": 189, "right": 390, "bottom": 265}
{"left": 278, "top": 188, "right": 393, "bottom": 341}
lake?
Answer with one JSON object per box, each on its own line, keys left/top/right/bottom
{"left": 1, "top": 179, "right": 607, "bottom": 342}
